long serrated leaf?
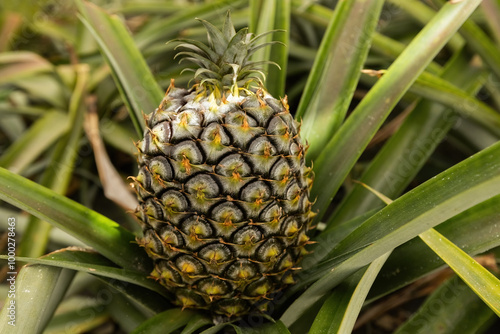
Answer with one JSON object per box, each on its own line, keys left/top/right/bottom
{"left": 309, "top": 252, "right": 391, "bottom": 334}
{"left": 180, "top": 314, "right": 213, "bottom": 334}
{"left": 77, "top": 0, "right": 163, "bottom": 136}
{"left": 399, "top": 0, "right": 500, "bottom": 81}
{"left": 361, "top": 68, "right": 500, "bottom": 136}
{"left": 330, "top": 50, "right": 482, "bottom": 224}
{"left": 240, "top": 320, "right": 291, "bottom": 334}
{"left": 291, "top": 1, "right": 443, "bottom": 74}
{"left": 405, "top": 71, "right": 500, "bottom": 136}
{"left": 267, "top": 0, "right": 289, "bottom": 98}
{"left": 311, "top": 0, "right": 483, "bottom": 222}
{"left": 457, "top": 6, "right": 500, "bottom": 82}
{"left": 0, "top": 265, "right": 75, "bottom": 333}
{"left": 281, "top": 139, "right": 500, "bottom": 326}
{"left": 481, "top": 0, "right": 500, "bottom": 45}
{"left": 419, "top": 229, "right": 500, "bottom": 316}
{"left": 394, "top": 275, "right": 497, "bottom": 334}
{"left": 11, "top": 73, "right": 68, "bottom": 109}
{"left": 45, "top": 304, "right": 110, "bottom": 334}
{"left": 249, "top": 0, "right": 276, "bottom": 73}
{"left": 96, "top": 276, "right": 170, "bottom": 316}
{"left": 0, "top": 111, "right": 70, "bottom": 174}
{"left": 298, "top": 0, "right": 384, "bottom": 161}
{"left": 250, "top": 0, "right": 289, "bottom": 97}
{"left": 387, "top": 0, "right": 464, "bottom": 51}
{"left": 369, "top": 193, "right": 500, "bottom": 301}
{"left": 0, "top": 167, "right": 152, "bottom": 272}
{"left": 18, "top": 64, "right": 89, "bottom": 259}
{"left": 131, "top": 308, "right": 196, "bottom": 334}
{"left": 0, "top": 51, "right": 52, "bottom": 84}
{"left": 106, "top": 293, "right": 149, "bottom": 333}
{"left": 0, "top": 248, "right": 164, "bottom": 295}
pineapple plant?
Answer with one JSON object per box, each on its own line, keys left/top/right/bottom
{"left": 132, "top": 14, "right": 314, "bottom": 317}
{"left": 0, "top": 0, "right": 500, "bottom": 333}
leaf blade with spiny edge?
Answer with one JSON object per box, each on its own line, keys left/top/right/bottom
{"left": 311, "top": 0, "right": 484, "bottom": 222}
{"left": 329, "top": 49, "right": 483, "bottom": 225}
{"left": 0, "top": 265, "right": 75, "bottom": 334}
{"left": 249, "top": 0, "right": 289, "bottom": 97}
{"left": 76, "top": 0, "right": 164, "bottom": 137}
{"left": 198, "top": 18, "right": 229, "bottom": 56}
{"left": 0, "top": 167, "right": 152, "bottom": 272}
{"left": 0, "top": 248, "right": 165, "bottom": 295}
{"left": 297, "top": 0, "right": 385, "bottom": 162}
{"left": 130, "top": 308, "right": 197, "bottom": 334}
{"left": 222, "top": 11, "right": 236, "bottom": 41}
{"left": 0, "top": 111, "right": 70, "bottom": 174}
{"left": 393, "top": 274, "right": 498, "bottom": 334}
{"left": 369, "top": 193, "right": 500, "bottom": 301}
{"left": 419, "top": 229, "right": 500, "bottom": 316}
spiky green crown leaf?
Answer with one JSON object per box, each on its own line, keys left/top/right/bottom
{"left": 171, "top": 12, "right": 281, "bottom": 97}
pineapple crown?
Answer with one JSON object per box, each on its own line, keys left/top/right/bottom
{"left": 171, "top": 12, "right": 282, "bottom": 98}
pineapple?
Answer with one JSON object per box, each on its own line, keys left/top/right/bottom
{"left": 132, "top": 13, "right": 314, "bottom": 317}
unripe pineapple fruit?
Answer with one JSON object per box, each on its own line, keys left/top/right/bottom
{"left": 132, "top": 13, "right": 314, "bottom": 317}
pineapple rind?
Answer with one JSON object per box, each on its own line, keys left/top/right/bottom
{"left": 134, "top": 86, "right": 314, "bottom": 317}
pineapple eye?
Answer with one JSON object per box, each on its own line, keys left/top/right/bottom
{"left": 175, "top": 255, "right": 204, "bottom": 275}
{"left": 240, "top": 180, "right": 271, "bottom": 203}
{"left": 159, "top": 225, "right": 184, "bottom": 248}
{"left": 139, "top": 131, "right": 160, "bottom": 155}
{"left": 214, "top": 299, "right": 249, "bottom": 317}
{"left": 289, "top": 141, "right": 302, "bottom": 156}
{"left": 136, "top": 166, "right": 152, "bottom": 190}
{"left": 232, "top": 226, "right": 263, "bottom": 246}
{"left": 211, "top": 202, "right": 244, "bottom": 225}
{"left": 153, "top": 260, "right": 182, "bottom": 284}
{"left": 144, "top": 198, "right": 164, "bottom": 220}
{"left": 269, "top": 158, "right": 291, "bottom": 182}
{"left": 226, "top": 259, "right": 258, "bottom": 280}
{"left": 171, "top": 140, "right": 203, "bottom": 164}
{"left": 149, "top": 156, "right": 174, "bottom": 181}
{"left": 198, "top": 277, "right": 229, "bottom": 296}
{"left": 267, "top": 115, "right": 289, "bottom": 136}
{"left": 198, "top": 244, "right": 232, "bottom": 263}
{"left": 285, "top": 181, "right": 302, "bottom": 201}
{"left": 225, "top": 111, "right": 257, "bottom": 127}
{"left": 256, "top": 238, "right": 283, "bottom": 263}
{"left": 216, "top": 154, "right": 251, "bottom": 177}
{"left": 175, "top": 289, "right": 206, "bottom": 308}
{"left": 248, "top": 137, "right": 277, "bottom": 157}
{"left": 259, "top": 202, "right": 282, "bottom": 222}
{"left": 245, "top": 277, "right": 273, "bottom": 297}
{"left": 181, "top": 216, "right": 213, "bottom": 239}
{"left": 150, "top": 121, "right": 172, "bottom": 143}
{"left": 185, "top": 174, "right": 220, "bottom": 199}
{"left": 142, "top": 229, "right": 163, "bottom": 255}
{"left": 161, "top": 190, "right": 188, "bottom": 212}
{"left": 276, "top": 252, "right": 295, "bottom": 271}
{"left": 200, "top": 123, "right": 230, "bottom": 145}
{"left": 281, "top": 217, "right": 302, "bottom": 237}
